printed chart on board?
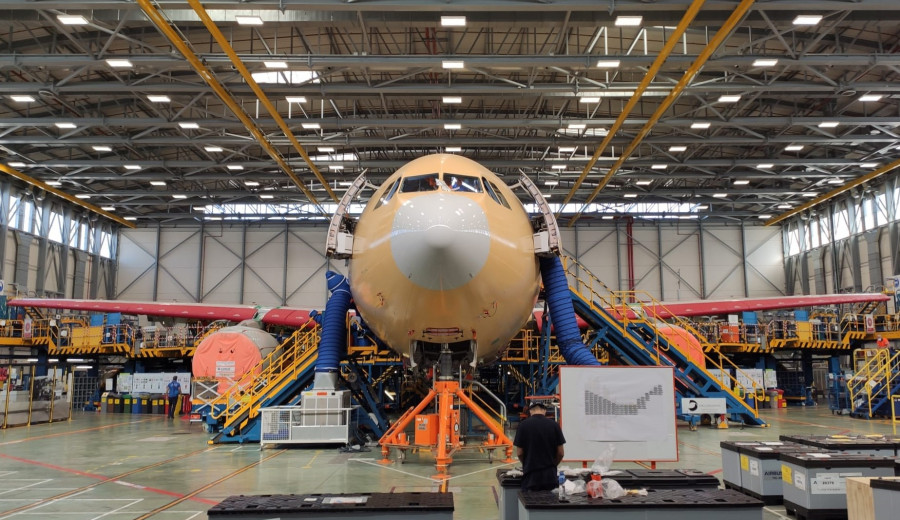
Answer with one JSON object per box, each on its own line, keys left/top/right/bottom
{"left": 559, "top": 366, "right": 677, "bottom": 462}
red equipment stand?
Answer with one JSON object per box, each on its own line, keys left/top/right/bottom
{"left": 379, "top": 380, "right": 515, "bottom": 477}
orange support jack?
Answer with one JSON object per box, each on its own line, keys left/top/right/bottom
{"left": 379, "top": 380, "right": 514, "bottom": 476}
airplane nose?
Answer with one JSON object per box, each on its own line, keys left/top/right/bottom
{"left": 391, "top": 193, "right": 490, "bottom": 291}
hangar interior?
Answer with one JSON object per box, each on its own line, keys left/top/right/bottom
{"left": 2, "top": 1, "right": 900, "bottom": 520}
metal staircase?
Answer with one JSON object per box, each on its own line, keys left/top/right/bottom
{"left": 208, "top": 327, "right": 320, "bottom": 443}
{"left": 849, "top": 349, "right": 900, "bottom": 419}
{"left": 563, "top": 257, "right": 766, "bottom": 426}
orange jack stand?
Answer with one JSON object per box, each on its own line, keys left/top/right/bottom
{"left": 379, "top": 380, "right": 514, "bottom": 477}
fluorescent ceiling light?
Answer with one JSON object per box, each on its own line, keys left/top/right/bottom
{"left": 543, "top": 194, "right": 552, "bottom": 199}
{"left": 544, "top": 180, "right": 559, "bottom": 186}
{"left": 734, "top": 180, "right": 750, "bottom": 185}
{"left": 757, "top": 215, "right": 772, "bottom": 219}
{"left": 286, "top": 96, "right": 307, "bottom": 103}
{"left": 235, "top": 15, "right": 264, "bottom": 25}
{"left": 105, "top": 59, "right": 133, "bottom": 68}
{"left": 818, "top": 121, "right": 839, "bottom": 128}
{"left": 244, "top": 181, "right": 260, "bottom": 186}
{"left": 46, "top": 180, "right": 62, "bottom": 186}
{"left": 58, "top": 14, "right": 88, "bottom": 25}
{"left": 92, "top": 145, "right": 112, "bottom": 152}
{"left": 785, "top": 145, "right": 804, "bottom": 151}
{"left": 558, "top": 147, "right": 576, "bottom": 152}
{"left": 260, "top": 194, "right": 274, "bottom": 199}
{"left": 10, "top": 95, "right": 35, "bottom": 102}
{"left": 757, "top": 163, "right": 774, "bottom": 169}
{"left": 713, "top": 193, "right": 728, "bottom": 198}
{"left": 101, "top": 206, "right": 115, "bottom": 211}
{"left": 441, "top": 16, "right": 466, "bottom": 27}
{"left": 696, "top": 205, "right": 709, "bottom": 210}
{"left": 446, "top": 146, "right": 462, "bottom": 152}
{"left": 172, "top": 194, "right": 187, "bottom": 199}
{"left": 802, "top": 192, "right": 818, "bottom": 197}
{"left": 827, "top": 179, "right": 844, "bottom": 185}
{"left": 550, "top": 164, "right": 567, "bottom": 170}
{"left": 318, "top": 146, "right": 335, "bottom": 152}
{"left": 777, "top": 204, "right": 792, "bottom": 209}
{"left": 601, "top": 215, "right": 614, "bottom": 220}
{"left": 74, "top": 194, "right": 91, "bottom": 199}
{"left": 204, "top": 146, "right": 223, "bottom": 152}
{"left": 178, "top": 122, "right": 199, "bottom": 129}
{"left": 442, "top": 60, "right": 465, "bottom": 70}
{"left": 752, "top": 59, "right": 779, "bottom": 67}
{"left": 444, "top": 123, "right": 461, "bottom": 130}
{"left": 718, "top": 95, "right": 741, "bottom": 103}
{"left": 690, "top": 122, "right": 710, "bottom": 129}
{"left": 301, "top": 122, "right": 320, "bottom": 129}
{"left": 442, "top": 96, "right": 462, "bottom": 104}
{"left": 651, "top": 164, "right": 667, "bottom": 169}
{"left": 338, "top": 181, "right": 353, "bottom": 187}
{"left": 329, "top": 165, "right": 344, "bottom": 171}
{"left": 150, "top": 181, "right": 166, "bottom": 186}
{"left": 55, "top": 122, "right": 76, "bottom": 129}
{"left": 8, "top": 162, "right": 25, "bottom": 167}
{"left": 147, "top": 95, "right": 171, "bottom": 102}
{"left": 669, "top": 146, "right": 687, "bottom": 152}
{"left": 859, "top": 94, "right": 882, "bottom": 102}
{"left": 124, "top": 165, "right": 141, "bottom": 170}
{"left": 861, "top": 163, "right": 879, "bottom": 168}
{"left": 596, "top": 60, "right": 621, "bottom": 68}
{"left": 615, "top": 16, "right": 643, "bottom": 26}
{"left": 636, "top": 180, "right": 652, "bottom": 186}
{"left": 624, "top": 194, "right": 638, "bottom": 198}
{"left": 580, "top": 97, "right": 601, "bottom": 103}
{"left": 264, "top": 61, "right": 288, "bottom": 69}
{"left": 567, "top": 123, "right": 586, "bottom": 130}
{"left": 124, "top": 216, "right": 137, "bottom": 221}
{"left": 793, "top": 15, "right": 823, "bottom": 25}
{"left": 227, "top": 165, "right": 243, "bottom": 170}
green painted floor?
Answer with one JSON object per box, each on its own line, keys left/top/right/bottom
{"left": 0, "top": 404, "right": 897, "bottom": 519}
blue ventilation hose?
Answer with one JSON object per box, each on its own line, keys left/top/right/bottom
{"left": 316, "top": 271, "right": 352, "bottom": 373}
{"left": 539, "top": 256, "right": 600, "bottom": 366}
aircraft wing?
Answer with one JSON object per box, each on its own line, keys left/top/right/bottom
{"left": 6, "top": 298, "right": 315, "bottom": 326}
{"left": 643, "top": 293, "right": 890, "bottom": 319}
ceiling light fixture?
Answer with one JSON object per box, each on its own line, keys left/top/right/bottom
{"left": 734, "top": 180, "right": 750, "bottom": 185}
{"left": 178, "top": 122, "right": 199, "bottom": 129}
{"left": 318, "top": 146, "right": 335, "bottom": 152}
{"left": 150, "top": 181, "right": 166, "bottom": 186}
{"left": 859, "top": 94, "right": 883, "bottom": 102}
{"left": 235, "top": 15, "right": 264, "bottom": 25}
{"left": 785, "top": 145, "right": 804, "bottom": 151}
{"left": 227, "top": 165, "right": 244, "bottom": 170}
{"left": 718, "top": 95, "right": 741, "bottom": 103}
{"left": 818, "top": 121, "right": 839, "bottom": 128}
{"left": 567, "top": 123, "right": 586, "bottom": 130}
{"left": 46, "top": 180, "right": 61, "bottom": 186}
{"left": 442, "top": 96, "right": 462, "bottom": 104}
{"left": 595, "top": 60, "right": 621, "bottom": 68}
{"left": 55, "top": 122, "right": 76, "bottom": 129}
{"left": 580, "top": 97, "right": 601, "bottom": 104}
{"left": 105, "top": 59, "right": 133, "bottom": 68}
{"left": 544, "top": 180, "right": 559, "bottom": 186}
{"left": 101, "top": 206, "right": 115, "bottom": 211}
{"left": 636, "top": 180, "right": 652, "bottom": 186}
{"left": 301, "top": 122, "right": 321, "bottom": 129}
{"left": 172, "top": 194, "right": 187, "bottom": 199}
{"left": 75, "top": 194, "right": 91, "bottom": 199}
{"left": 147, "top": 95, "right": 171, "bottom": 102}
{"left": 92, "top": 145, "right": 112, "bottom": 152}
{"left": 446, "top": 146, "right": 462, "bottom": 152}
{"left": 793, "top": 15, "right": 823, "bottom": 25}
{"left": 624, "top": 194, "right": 638, "bottom": 198}
{"left": 757, "top": 163, "right": 774, "bottom": 169}
{"left": 444, "top": 123, "right": 461, "bottom": 130}
{"left": 260, "top": 194, "right": 274, "bottom": 199}
{"left": 10, "top": 95, "right": 35, "bottom": 102}
{"left": 8, "top": 162, "right": 25, "bottom": 167}
{"left": 713, "top": 193, "right": 728, "bottom": 198}
{"left": 615, "top": 16, "right": 643, "bottom": 26}
{"left": 329, "top": 165, "right": 344, "bottom": 171}
{"left": 691, "top": 122, "right": 711, "bottom": 129}
{"left": 551, "top": 164, "right": 567, "bottom": 170}
{"left": 441, "top": 16, "right": 466, "bottom": 27}
{"left": 264, "top": 61, "right": 288, "bottom": 69}
{"left": 285, "top": 96, "right": 307, "bottom": 103}
{"left": 752, "top": 59, "right": 779, "bottom": 67}
{"left": 861, "top": 163, "right": 879, "bottom": 168}
{"left": 669, "top": 146, "right": 687, "bottom": 152}
{"left": 204, "top": 146, "right": 223, "bottom": 152}
{"left": 651, "top": 164, "right": 667, "bottom": 169}
{"left": 558, "top": 147, "right": 576, "bottom": 152}
{"left": 442, "top": 60, "right": 465, "bottom": 69}
{"left": 777, "top": 204, "right": 792, "bottom": 209}
{"left": 124, "top": 165, "right": 141, "bottom": 170}
{"left": 57, "top": 14, "right": 88, "bottom": 25}
{"left": 244, "top": 181, "right": 260, "bottom": 186}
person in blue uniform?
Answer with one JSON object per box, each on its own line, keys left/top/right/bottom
{"left": 514, "top": 402, "right": 566, "bottom": 491}
{"left": 166, "top": 376, "right": 182, "bottom": 419}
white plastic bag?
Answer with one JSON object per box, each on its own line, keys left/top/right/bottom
{"left": 590, "top": 445, "right": 616, "bottom": 475}
{"left": 601, "top": 478, "right": 626, "bottom": 499}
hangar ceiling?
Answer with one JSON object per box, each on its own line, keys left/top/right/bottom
{"left": 1, "top": 0, "right": 899, "bottom": 226}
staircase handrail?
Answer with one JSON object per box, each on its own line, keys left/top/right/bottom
{"left": 847, "top": 348, "right": 891, "bottom": 416}
{"left": 209, "top": 326, "right": 319, "bottom": 423}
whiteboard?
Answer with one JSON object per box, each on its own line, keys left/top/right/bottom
{"left": 559, "top": 366, "right": 677, "bottom": 462}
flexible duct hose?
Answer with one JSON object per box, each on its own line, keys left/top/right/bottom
{"left": 539, "top": 256, "right": 600, "bottom": 366}
{"left": 316, "top": 271, "right": 351, "bottom": 373}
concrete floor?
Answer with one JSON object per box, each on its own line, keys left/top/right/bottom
{"left": 0, "top": 403, "right": 897, "bottom": 519}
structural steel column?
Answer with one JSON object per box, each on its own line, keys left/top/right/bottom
{"left": 0, "top": 182, "right": 9, "bottom": 281}
{"left": 13, "top": 231, "right": 32, "bottom": 293}
{"left": 740, "top": 221, "right": 749, "bottom": 297}
{"left": 865, "top": 231, "right": 883, "bottom": 289}
{"left": 72, "top": 250, "right": 87, "bottom": 299}
{"left": 34, "top": 199, "right": 51, "bottom": 295}
{"left": 698, "top": 221, "right": 707, "bottom": 298}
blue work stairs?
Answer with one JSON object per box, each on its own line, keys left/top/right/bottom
{"left": 562, "top": 258, "right": 766, "bottom": 427}
{"left": 849, "top": 349, "right": 900, "bottom": 419}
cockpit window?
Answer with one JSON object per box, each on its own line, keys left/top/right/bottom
{"left": 444, "top": 173, "right": 483, "bottom": 193}
{"left": 400, "top": 174, "right": 440, "bottom": 193}
{"left": 373, "top": 179, "right": 400, "bottom": 210}
{"left": 483, "top": 178, "right": 511, "bottom": 209}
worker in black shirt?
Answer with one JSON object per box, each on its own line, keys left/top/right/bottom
{"left": 513, "top": 401, "right": 566, "bottom": 491}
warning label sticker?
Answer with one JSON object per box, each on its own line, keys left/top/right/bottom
{"left": 794, "top": 471, "right": 806, "bottom": 491}
{"left": 740, "top": 455, "right": 749, "bottom": 471}
{"left": 749, "top": 459, "right": 759, "bottom": 477}
{"left": 782, "top": 465, "right": 792, "bottom": 484}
